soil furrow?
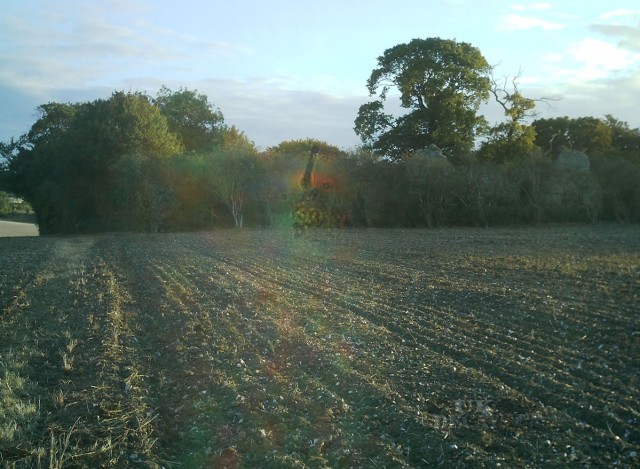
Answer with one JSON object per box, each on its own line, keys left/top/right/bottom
{"left": 2, "top": 227, "right": 638, "bottom": 468}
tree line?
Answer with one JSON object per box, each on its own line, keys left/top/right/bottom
{"left": 1, "top": 38, "right": 639, "bottom": 234}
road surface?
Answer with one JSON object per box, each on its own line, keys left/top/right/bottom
{"left": 0, "top": 220, "right": 39, "bottom": 237}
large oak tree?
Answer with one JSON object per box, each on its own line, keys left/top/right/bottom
{"left": 354, "top": 37, "right": 492, "bottom": 159}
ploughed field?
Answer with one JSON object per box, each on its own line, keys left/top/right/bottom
{"left": 1, "top": 226, "right": 638, "bottom": 468}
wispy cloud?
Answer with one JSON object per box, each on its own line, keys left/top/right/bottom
{"left": 0, "top": 2, "right": 248, "bottom": 96}
{"left": 511, "top": 3, "right": 552, "bottom": 12}
{"left": 498, "top": 14, "right": 564, "bottom": 31}
{"left": 536, "top": 37, "right": 640, "bottom": 89}
{"left": 589, "top": 9, "right": 640, "bottom": 53}
{"left": 599, "top": 9, "right": 640, "bottom": 21}
{"left": 2, "top": 0, "right": 639, "bottom": 147}
{"left": 526, "top": 72, "right": 640, "bottom": 126}
{"left": 194, "top": 78, "right": 364, "bottom": 149}
{"left": 566, "top": 38, "right": 640, "bottom": 80}
{"left": 544, "top": 51, "right": 565, "bottom": 61}
{"left": 589, "top": 23, "right": 640, "bottom": 52}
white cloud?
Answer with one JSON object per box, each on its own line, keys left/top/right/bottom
{"left": 0, "top": 3, "right": 248, "bottom": 96}
{"left": 0, "top": 71, "right": 366, "bottom": 149}
{"left": 498, "top": 14, "right": 564, "bottom": 31}
{"left": 599, "top": 9, "right": 640, "bottom": 21}
{"left": 2, "top": 0, "right": 639, "bottom": 148}
{"left": 589, "top": 22, "right": 640, "bottom": 53}
{"left": 524, "top": 72, "right": 640, "bottom": 125}
{"left": 511, "top": 3, "right": 552, "bottom": 12}
{"left": 194, "top": 78, "right": 364, "bottom": 149}
{"left": 540, "top": 52, "right": 565, "bottom": 63}
{"left": 566, "top": 38, "right": 640, "bottom": 81}
{"left": 589, "top": 7, "right": 640, "bottom": 53}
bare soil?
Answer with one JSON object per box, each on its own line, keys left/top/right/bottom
{"left": 1, "top": 226, "right": 638, "bottom": 468}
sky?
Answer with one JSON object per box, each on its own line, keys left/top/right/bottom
{"left": 1, "top": 0, "right": 639, "bottom": 150}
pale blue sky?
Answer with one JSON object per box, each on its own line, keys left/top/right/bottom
{"left": 1, "top": 0, "right": 639, "bottom": 149}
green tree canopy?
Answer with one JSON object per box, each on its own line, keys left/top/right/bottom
{"left": 354, "top": 37, "right": 492, "bottom": 159}
{"left": 478, "top": 75, "right": 538, "bottom": 164}
{"left": 7, "top": 91, "right": 183, "bottom": 233}
{"left": 72, "top": 91, "right": 183, "bottom": 165}
{"left": 155, "top": 86, "right": 225, "bottom": 152}
{"left": 1, "top": 135, "right": 29, "bottom": 191}
{"left": 4, "top": 102, "right": 82, "bottom": 229}
{"left": 267, "top": 138, "right": 346, "bottom": 161}
{"left": 26, "top": 102, "right": 78, "bottom": 146}
{"left": 532, "top": 116, "right": 613, "bottom": 156}
{"left": 604, "top": 115, "right": 640, "bottom": 152}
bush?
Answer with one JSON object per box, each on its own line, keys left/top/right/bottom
{"left": 0, "top": 191, "right": 10, "bottom": 215}
{"left": 591, "top": 155, "right": 640, "bottom": 223}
